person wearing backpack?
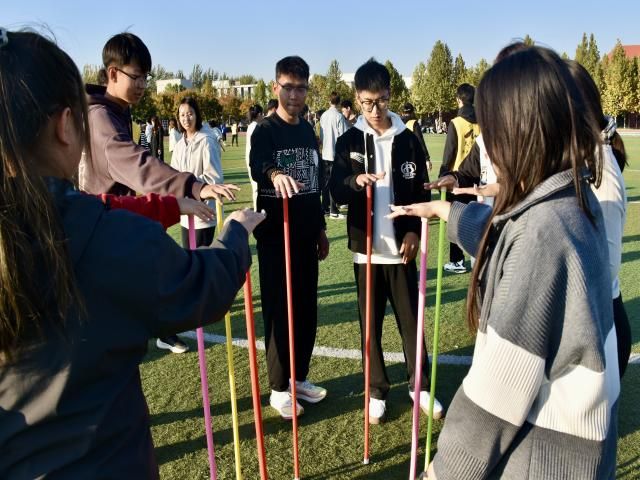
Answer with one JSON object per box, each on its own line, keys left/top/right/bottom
{"left": 438, "top": 83, "right": 479, "bottom": 274}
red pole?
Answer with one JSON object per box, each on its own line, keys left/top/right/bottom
{"left": 363, "top": 184, "right": 373, "bottom": 465}
{"left": 282, "top": 196, "right": 301, "bottom": 480}
{"left": 243, "top": 272, "right": 269, "bottom": 480}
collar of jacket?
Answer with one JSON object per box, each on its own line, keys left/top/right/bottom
{"left": 457, "top": 104, "right": 476, "bottom": 123}
{"left": 492, "top": 169, "right": 585, "bottom": 224}
{"left": 85, "top": 84, "right": 129, "bottom": 115}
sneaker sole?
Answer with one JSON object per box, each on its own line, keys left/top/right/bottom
{"left": 270, "top": 404, "right": 304, "bottom": 420}
{"left": 156, "top": 340, "right": 189, "bottom": 354}
{"left": 295, "top": 392, "right": 327, "bottom": 404}
{"left": 443, "top": 268, "right": 467, "bottom": 274}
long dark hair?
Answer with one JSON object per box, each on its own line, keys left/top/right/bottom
{"left": 567, "top": 60, "right": 628, "bottom": 172}
{"left": 0, "top": 30, "right": 88, "bottom": 362}
{"left": 467, "top": 46, "right": 602, "bottom": 330}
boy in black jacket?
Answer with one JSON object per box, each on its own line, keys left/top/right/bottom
{"left": 250, "top": 56, "right": 329, "bottom": 420}
{"left": 330, "top": 59, "right": 443, "bottom": 424}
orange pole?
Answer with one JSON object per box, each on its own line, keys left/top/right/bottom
{"left": 282, "top": 196, "right": 300, "bottom": 479}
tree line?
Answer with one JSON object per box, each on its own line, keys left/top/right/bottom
{"left": 82, "top": 33, "right": 640, "bottom": 126}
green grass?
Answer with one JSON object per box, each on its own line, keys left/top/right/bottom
{"left": 142, "top": 133, "right": 640, "bottom": 479}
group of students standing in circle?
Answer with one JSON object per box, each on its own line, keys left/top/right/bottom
{"left": 0, "top": 26, "right": 630, "bottom": 480}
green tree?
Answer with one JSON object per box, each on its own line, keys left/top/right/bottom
{"left": 424, "top": 41, "right": 455, "bottom": 119}
{"left": 155, "top": 93, "right": 176, "bottom": 120}
{"left": 410, "top": 61, "right": 428, "bottom": 115}
{"left": 131, "top": 90, "right": 156, "bottom": 123}
{"left": 82, "top": 64, "right": 101, "bottom": 84}
{"left": 253, "top": 79, "right": 269, "bottom": 108}
{"left": 237, "top": 74, "right": 257, "bottom": 85}
{"left": 308, "top": 74, "right": 328, "bottom": 112}
{"left": 151, "top": 64, "right": 174, "bottom": 80}
{"left": 322, "top": 59, "right": 353, "bottom": 110}
{"left": 191, "top": 64, "right": 204, "bottom": 90}
{"left": 385, "top": 60, "right": 410, "bottom": 112}
{"left": 602, "top": 40, "right": 635, "bottom": 123}
{"left": 467, "top": 58, "right": 489, "bottom": 87}
{"left": 452, "top": 54, "right": 467, "bottom": 87}
{"left": 523, "top": 34, "right": 535, "bottom": 46}
{"left": 219, "top": 94, "right": 243, "bottom": 123}
{"left": 575, "top": 33, "right": 589, "bottom": 65}
{"left": 577, "top": 33, "right": 603, "bottom": 90}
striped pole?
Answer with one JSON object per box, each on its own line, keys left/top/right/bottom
{"left": 409, "top": 218, "right": 429, "bottom": 479}
{"left": 188, "top": 215, "right": 218, "bottom": 479}
{"left": 215, "top": 201, "right": 243, "bottom": 480}
{"left": 424, "top": 189, "right": 447, "bottom": 471}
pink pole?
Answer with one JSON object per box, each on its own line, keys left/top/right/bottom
{"left": 409, "top": 219, "right": 429, "bottom": 480}
{"left": 363, "top": 184, "right": 373, "bottom": 465}
{"left": 189, "top": 215, "right": 218, "bottom": 479}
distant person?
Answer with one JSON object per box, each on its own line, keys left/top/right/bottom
{"left": 138, "top": 122, "right": 150, "bottom": 150}
{"left": 168, "top": 118, "right": 181, "bottom": 157}
{"left": 81, "top": 32, "right": 238, "bottom": 355}
{"left": 438, "top": 83, "right": 479, "bottom": 274}
{"left": 231, "top": 119, "right": 239, "bottom": 146}
{"left": 319, "top": 91, "right": 350, "bottom": 218}
{"left": 220, "top": 122, "right": 227, "bottom": 142}
{"left": 266, "top": 98, "right": 278, "bottom": 117}
{"left": 330, "top": 59, "right": 440, "bottom": 425}
{"left": 401, "top": 102, "right": 431, "bottom": 172}
{"left": 149, "top": 115, "right": 164, "bottom": 162}
{"left": 172, "top": 96, "right": 223, "bottom": 249}
{"left": 144, "top": 117, "right": 153, "bottom": 150}
{"left": 246, "top": 104, "right": 264, "bottom": 209}
{"left": 250, "top": 55, "right": 329, "bottom": 419}
{"left": 341, "top": 99, "right": 357, "bottom": 126}
{"left": 208, "top": 119, "right": 227, "bottom": 153}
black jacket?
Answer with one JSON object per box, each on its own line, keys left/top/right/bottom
{"left": 440, "top": 104, "right": 477, "bottom": 176}
{"left": 330, "top": 123, "right": 429, "bottom": 254}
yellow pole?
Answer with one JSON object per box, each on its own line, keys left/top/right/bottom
{"left": 216, "top": 200, "right": 243, "bottom": 480}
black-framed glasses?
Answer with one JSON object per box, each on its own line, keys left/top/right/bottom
{"left": 276, "top": 80, "right": 308, "bottom": 94}
{"left": 115, "top": 68, "right": 153, "bottom": 85}
{"left": 359, "top": 96, "right": 390, "bottom": 112}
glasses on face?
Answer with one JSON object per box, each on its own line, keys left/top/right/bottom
{"left": 276, "top": 80, "right": 309, "bottom": 95}
{"left": 115, "top": 68, "right": 153, "bottom": 86}
{"left": 359, "top": 96, "right": 389, "bottom": 112}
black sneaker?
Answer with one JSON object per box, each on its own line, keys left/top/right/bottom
{"left": 156, "top": 335, "right": 189, "bottom": 354}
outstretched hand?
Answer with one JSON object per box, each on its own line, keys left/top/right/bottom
{"left": 176, "top": 197, "right": 216, "bottom": 222}
{"left": 424, "top": 174, "right": 456, "bottom": 192}
{"left": 273, "top": 174, "right": 305, "bottom": 199}
{"left": 356, "top": 172, "right": 386, "bottom": 187}
{"left": 387, "top": 201, "right": 451, "bottom": 222}
{"left": 200, "top": 183, "right": 240, "bottom": 201}
{"left": 225, "top": 208, "right": 266, "bottom": 234}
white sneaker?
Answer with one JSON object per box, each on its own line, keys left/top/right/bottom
{"left": 443, "top": 260, "right": 466, "bottom": 274}
{"left": 156, "top": 336, "right": 189, "bottom": 354}
{"left": 293, "top": 380, "right": 327, "bottom": 403}
{"left": 369, "top": 398, "right": 386, "bottom": 424}
{"left": 409, "top": 390, "right": 444, "bottom": 420}
{"left": 270, "top": 390, "right": 304, "bottom": 420}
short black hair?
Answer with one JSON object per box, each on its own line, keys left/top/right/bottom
{"left": 99, "top": 33, "right": 152, "bottom": 84}
{"left": 329, "top": 91, "right": 341, "bottom": 106}
{"left": 177, "top": 96, "right": 203, "bottom": 133}
{"left": 341, "top": 99, "right": 353, "bottom": 109}
{"left": 354, "top": 58, "right": 390, "bottom": 93}
{"left": 275, "top": 56, "right": 309, "bottom": 81}
{"left": 456, "top": 83, "right": 475, "bottom": 105}
{"left": 249, "top": 104, "right": 263, "bottom": 121}
{"left": 267, "top": 98, "right": 278, "bottom": 111}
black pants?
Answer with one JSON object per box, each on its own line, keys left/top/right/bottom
{"left": 614, "top": 293, "right": 631, "bottom": 378}
{"left": 181, "top": 226, "right": 215, "bottom": 248}
{"left": 446, "top": 191, "right": 475, "bottom": 263}
{"left": 231, "top": 134, "right": 238, "bottom": 146}
{"left": 321, "top": 160, "right": 339, "bottom": 215}
{"left": 354, "top": 262, "right": 429, "bottom": 400}
{"left": 258, "top": 239, "right": 319, "bottom": 392}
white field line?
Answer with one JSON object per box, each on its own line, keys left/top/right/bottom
{"left": 178, "top": 331, "right": 640, "bottom": 366}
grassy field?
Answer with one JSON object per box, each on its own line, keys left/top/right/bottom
{"left": 142, "top": 133, "right": 640, "bottom": 479}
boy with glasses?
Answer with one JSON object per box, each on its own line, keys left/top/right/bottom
{"left": 81, "top": 32, "right": 237, "bottom": 355}
{"left": 250, "top": 56, "right": 329, "bottom": 419}
{"left": 330, "top": 59, "right": 443, "bottom": 424}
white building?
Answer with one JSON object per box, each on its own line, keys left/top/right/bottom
{"left": 212, "top": 80, "right": 257, "bottom": 99}
{"left": 156, "top": 78, "right": 193, "bottom": 95}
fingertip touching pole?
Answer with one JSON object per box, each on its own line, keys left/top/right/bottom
{"left": 424, "top": 189, "right": 447, "bottom": 472}
{"left": 363, "top": 184, "right": 373, "bottom": 466}
{"left": 216, "top": 201, "right": 243, "bottom": 480}
{"left": 282, "top": 196, "right": 301, "bottom": 480}
{"left": 409, "top": 218, "right": 429, "bottom": 480}
{"left": 243, "top": 272, "right": 269, "bottom": 480}
{"left": 189, "top": 215, "right": 218, "bottom": 480}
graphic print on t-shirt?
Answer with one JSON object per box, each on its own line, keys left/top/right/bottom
{"left": 262, "top": 147, "right": 320, "bottom": 198}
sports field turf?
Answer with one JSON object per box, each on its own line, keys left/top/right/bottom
{"left": 140, "top": 133, "right": 640, "bottom": 479}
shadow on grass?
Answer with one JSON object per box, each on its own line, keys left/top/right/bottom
{"left": 617, "top": 455, "right": 640, "bottom": 479}
{"left": 622, "top": 250, "right": 640, "bottom": 263}
{"left": 623, "top": 234, "right": 640, "bottom": 243}
{"left": 627, "top": 195, "right": 640, "bottom": 203}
